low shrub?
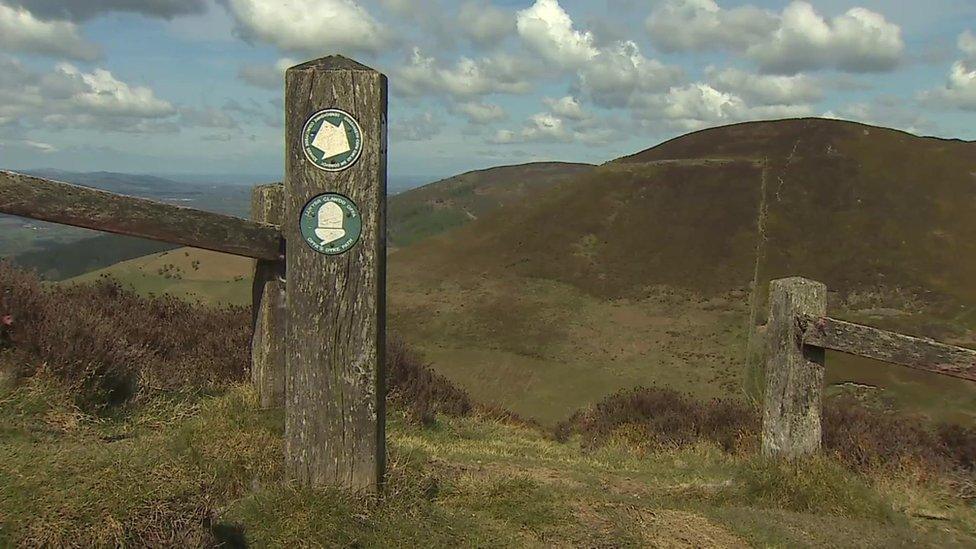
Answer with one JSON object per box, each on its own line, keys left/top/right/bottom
{"left": 0, "top": 261, "right": 249, "bottom": 411}
{"left": 558, "top": 386, "right": 976, "bottom": 476}
{"left": 822, "top": 398, "right": 976, "bottom": 473}
{"left": 386, "top": 336, "right": 472, "bottom": 424}
{"left": 554, "top": 386, "right": 758, "bottom": 453}
{"left": 0, "top": 262, "right": 479, "bottom": 420}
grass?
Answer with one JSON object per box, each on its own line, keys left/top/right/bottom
{"left": 65, "top": 248, "right": 253, "bottom": 306}
{"left": 59, "top": 251, "right": 976, "bottom": 426}
{"left": 1, "top": 371, "right": 974, "bottom": 547}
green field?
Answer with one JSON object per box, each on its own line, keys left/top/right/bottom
{"left": 66, "top": 248, "right": 253, "bottom": 306}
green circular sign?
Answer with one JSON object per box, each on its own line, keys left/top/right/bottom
{"left": 299, "top": 193, "right": 362, "bottom": 255}
{"left": 302, "top": 109, "right": 363, "bottom": 172}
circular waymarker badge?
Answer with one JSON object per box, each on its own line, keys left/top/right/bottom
{"left": 299, "top": 193, "right": 362, "bottom": 255}
{"left": 302, "top": 109, "right": 363, "bottom": 172}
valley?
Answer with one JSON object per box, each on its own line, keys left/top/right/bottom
{"left": 54, "top": 118, "right": 976, "bottom": 426}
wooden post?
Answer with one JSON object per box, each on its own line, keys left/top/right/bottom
{"left": 283, "top": 56, "right": 387, "bottom": 490}
{"left": 251, "top": 183, "right": 286, "bottom": 408}
{"left": 762, "top": 277, "right": 827, "bottom": 458}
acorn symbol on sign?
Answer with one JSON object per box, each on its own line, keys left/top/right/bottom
{"left": 314, "top": 202, "right": 346, "bottom": 244}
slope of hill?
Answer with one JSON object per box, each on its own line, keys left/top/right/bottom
{"left": 67, "top": 248, "right": 252, "bottom": 306}
{"left": 4, "top": 380, "right": 974, "bottom": 546}
{"left": 389, "top": 118, "right": 976, "bottom": 423}
{"left": 6, "top": 260, "right": 974, "bottom": 546}
{"left": 400, "top": 118, "right": 976, "bottom": 301}
{"left": 388, "top": 161, "right": 594, "bottom": 247}
{"left": 60, "top": 119, "right": 976, "bottom": 425}
{"left": 12, "top": 234, "right": 179, "bottom": 281}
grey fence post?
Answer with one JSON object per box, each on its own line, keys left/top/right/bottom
{"left": 762, "top": 277, "right": 827, "bottom": 458}
{"left": 250, "top": 183, "right": 286, "bottom": 409}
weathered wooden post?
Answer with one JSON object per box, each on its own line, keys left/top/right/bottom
{"left": 283, "top": 56, "right": 387, "bottom": 490}
{"left": 250, "top": 183, "right": 285, "bottom": 408}
{"left": 761, "top": 277, "right": 827, "bottom": 458}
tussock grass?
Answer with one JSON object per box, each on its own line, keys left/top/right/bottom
{"left": 2, "top": 374, "right": 974, "bottom": 547}
{"left": 0, "top": 263, "right": 973, "bottom": 545}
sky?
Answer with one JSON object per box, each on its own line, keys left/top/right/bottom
{"left": 0, "top": 0, "right": 974, "bottom": 181}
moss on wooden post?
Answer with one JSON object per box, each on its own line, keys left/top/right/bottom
{"left": 250, "top": 183, "right": 285, "bottom": 409}
{"left": 762, "top": 277, "right": 827, "bottom": 458}
{"left": 283, "top": 56, "right": 387, "bottom": 491}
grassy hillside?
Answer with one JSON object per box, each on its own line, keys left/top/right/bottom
{"left": 67, "top": 248, "right": 252, "bottom": 306}
{"left": 389, "top": 118, "right": 976, "bottom": 424}
{"left": 59, "top": 119, "right": 976, "bottom": 426}
{"left": 13, "top": 234, "right": 179, "bottom": 281}
{"left": 3, "top": 261, "right": 973, "bottom": 546}
{"left": 3, "top": 378, "right": 974, "bottom": 547}
{"left": 389, "top": 161, "right": 594, "bottom": 248}
{"left": 410, "top": 119, "right": 976, "bottom": 302}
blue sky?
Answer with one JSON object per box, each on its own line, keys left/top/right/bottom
{"left": 0, "top": 0, "right": 973, "bottom": 181}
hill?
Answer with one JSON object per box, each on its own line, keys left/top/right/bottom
{"left": 59, "top": 119, "right": 976, "bottom": 425}
{"left": 388, "top": 161, "right": 594, "bottom": 247}
{"left": 67, "top": 247, "right": 252, "bottom": 306}
{"left": 403, "top": 118, "right": 976, "bottom": 301}
{"left": 389, "top": 118, "right": 976, "bottom": 423}
{"left": 12, "top": 234, "right": 179, "bottom": 281}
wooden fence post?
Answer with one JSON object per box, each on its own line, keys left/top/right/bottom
{"left": 762, "top": 277, "right": 827, "bottom": 458}
{"left": 251, "top": 183, "right": 285, "bottom": 408}
{"left": 283, "top": 56, "right": 387, "bottom": 491}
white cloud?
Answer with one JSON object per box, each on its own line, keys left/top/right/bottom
{"left": 491, "top": 112, "right": 572, "bottom": 143}
{"left": 237, "top": 58, "right": 296, "bottom": 90}
{"left": 222, "top": 0, "right": 387, "bottom": 55}
{"left": 578, "top": 40, "right": 683, "bottom": 108}
{"left": 516, "top": 0, "right": 598, "bottom": 69}
{"left": 453, "top": 101, "right": 507, "bottom": 124}
{"left": 918, "top": 31, "right": 976, "bottom": 111}
{"left": 513, "top": 3, "right": 682, "bottom": 109}
{"left": 179, "top": 106, "right": 238, "bottom": 128}
{"left": 646, "top": 0, "right": 777, "bottom": 53}
{"left": 490, "top": 110, "right": 622, "bottom": 145}
{"left": 392, "top": 110, "right": 441, "bottom": 141}
{"left": 635, "top": 83, "right": 814, "bottom": 131}
{"left": 21, "top": 139, "right": 56, "bottom": 152}
{"left": 0, "top": 57, "right": 177, "bottom": 134}
{"left": 959, "top": 30, "right": 976, "bottom": 62}
{"left": 0, "top": 3, "right": 100, "bottom": 61}
{"left": 458, "top": 1, "right": 513, "bottom": 45}
{"left": 646, "top": 1, "right": 904, "bottom": 75}
{"left": 395, "top": 48, "right": 534, "bottom": 98}
{"left": 748, "top": 2, "right": 904, "bottom": 74}
{"left": 53, "top": 64, "right": 175, "bottom": 119}
{"left": 823, "top": 97, "right": 936, "bottom": 134}
{"left": 919, "top": 62, "right": 976, "bottom": 111}
{"left": 543, "top": 96, "right": 588, "bottom": 120}
{"left": 9, "top": 0, "right": 206, "bottom": 21}
{"left": 706, "top": 67, "right": 822, "bottom": 105}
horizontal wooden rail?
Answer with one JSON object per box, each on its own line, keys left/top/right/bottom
{"left": 800, "top": 314, "right": 976, "bottom": 382}
{"left": 0, "top": 170, "right": 282, "bottom": 260}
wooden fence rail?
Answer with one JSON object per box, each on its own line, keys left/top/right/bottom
{"left": 0, "top": 170, "right": 282, "bottom": 260}
{"left": 762, "top": 276, "right": 976, "bottom": 459}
